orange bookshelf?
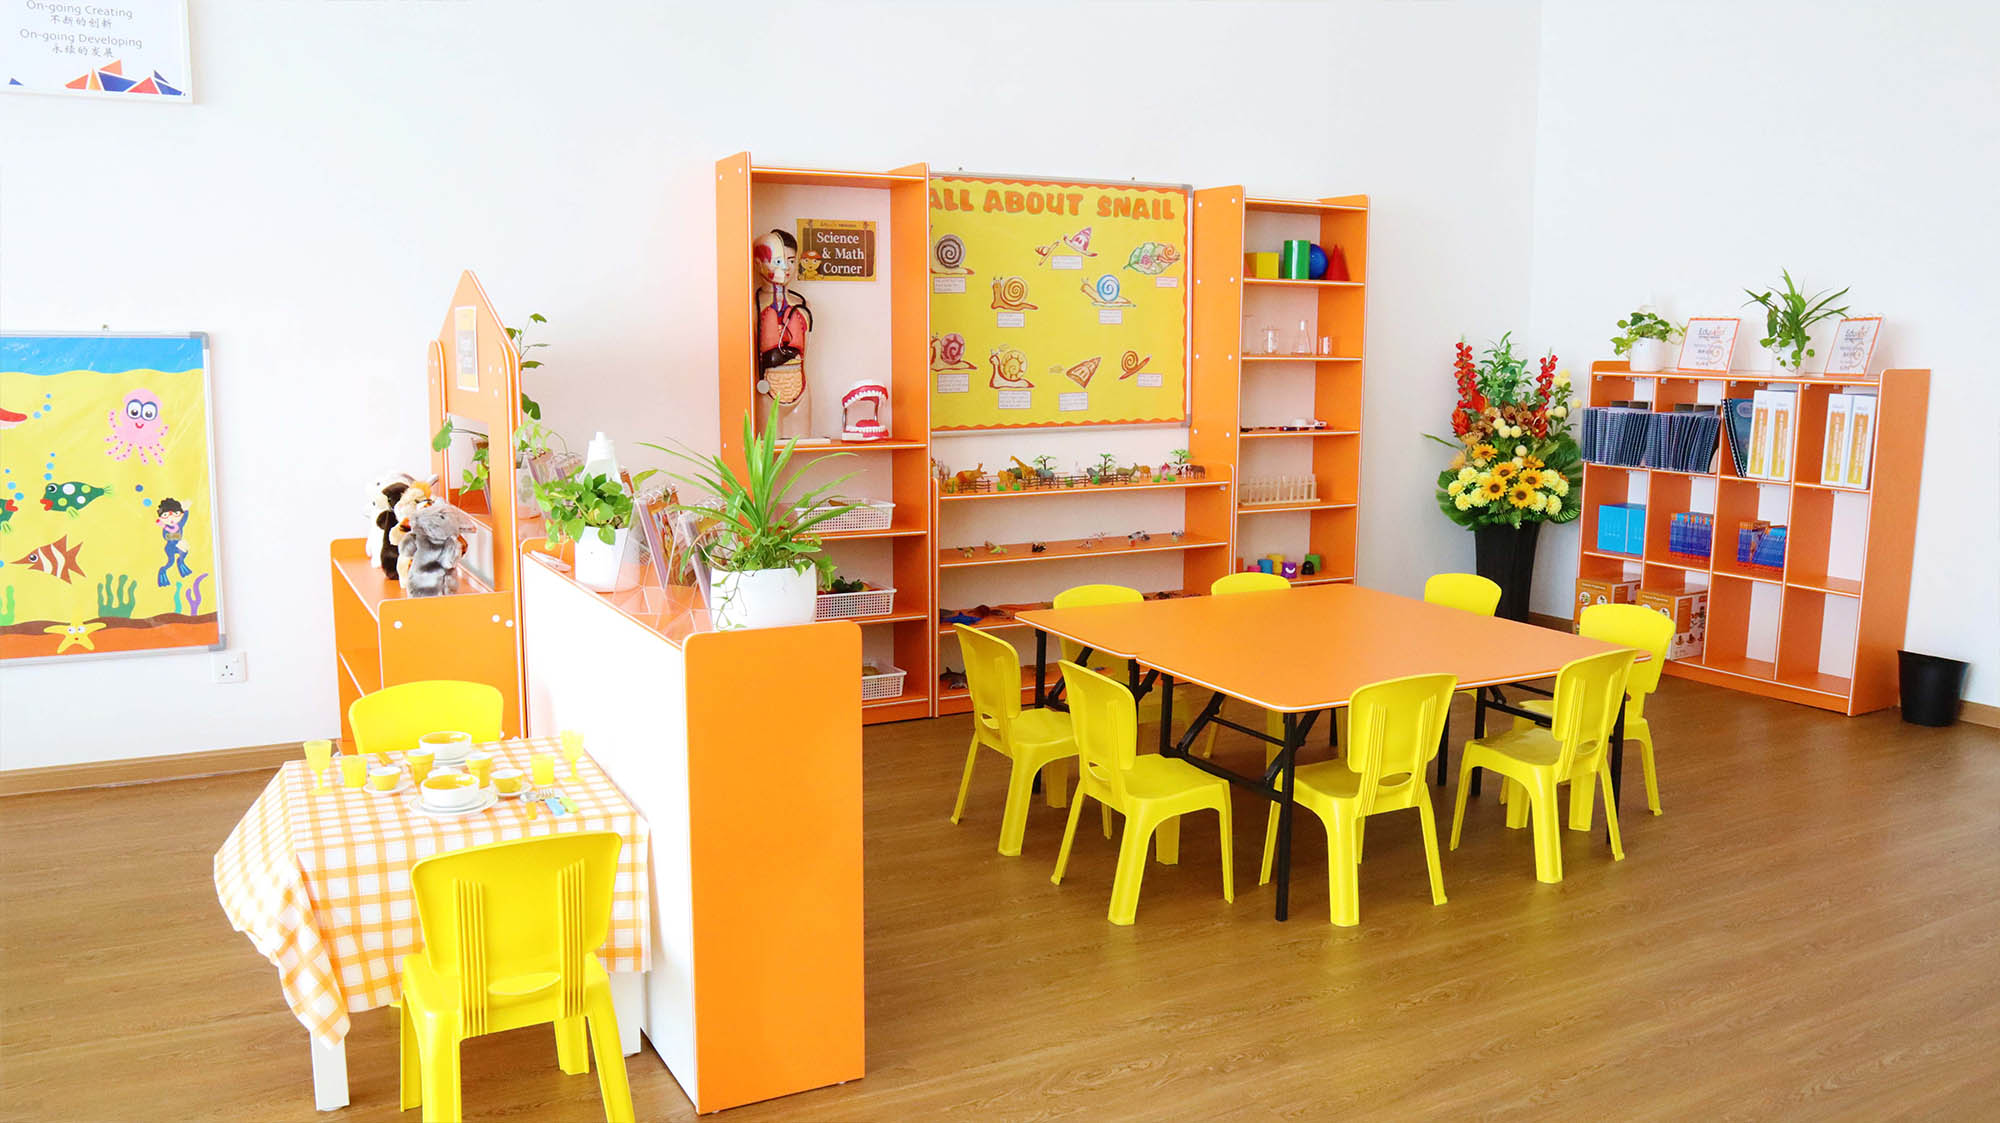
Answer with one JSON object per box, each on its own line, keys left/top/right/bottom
{"left": 1192, "top": 188, "right": 1368, "bottom": 586}
{"left": 1576, "top": 360, "right": 1929, "bottom": 715}
{"left": 717, "top": 154, "right": 934, "bottom": 726}
{"left": 330, "top": 271, "right": 527, "bottom": 743}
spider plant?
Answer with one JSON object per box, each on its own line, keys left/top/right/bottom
{"left": 1743, "top": 270, "right": 1849, "bottom": 370}
{"left": 640, "top": 413, "right": 858, "bottom": 580}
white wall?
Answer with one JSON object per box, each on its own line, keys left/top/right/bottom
{"left": 1526, "top": 0, "right": 2000, "bottom": 705}
{"left": 0, "top": 0, "right": 1544, "bottom": 768}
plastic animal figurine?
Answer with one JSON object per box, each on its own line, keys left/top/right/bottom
{"left": 401, "top": 503, "right": 478, "bottom": 597}
{"left": 953, "top": 464, "right": 985, "bottom": 492}
{"left": 1131, "top": 464, "right": 1153, "bottom": 483}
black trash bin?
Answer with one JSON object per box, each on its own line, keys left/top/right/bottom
{"left": 1898, "top": 650, "right": 1968, "bottom": 727}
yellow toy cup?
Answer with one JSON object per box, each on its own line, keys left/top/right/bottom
{"left": 531, "top": 753, "right": 557, "bottom": 788}
{"left": 339, "top": 755, "right": 368, "bottom": 788}
{"left": 560, "top": 729, "right": 585, "bottom": 779}
{"left": 405, "top": 747, "right": 434, "bottom": 785}
{"left": 366, "top": 764, "right": 401, "bottom": 792}
{"left": 303, "top": 739, "right": 334, "bottom": 792}
{"left": 466, "top": 751, "right": 494, "bottom": 786}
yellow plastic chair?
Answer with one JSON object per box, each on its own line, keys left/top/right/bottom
{"left": 1199, "top": 573, "right": 1290, "bottom": 760}
{"left": 1422, "top": 573, "right": 1502, "bottom": 783}
{"left": 400, "top": 832, "right": 634, "bottom": 1123}
{"left": 1510, "top": 603, "right": 1673, "bottom": 816}
{"left": 1051, "top": 584, "right": 1165, "bottom": 726}
{"left": 950, "top": 624, "right": 1078, "bottom": 857}
{"left": 1423, "top": 572, "right": 1502, "bottom": 616}
{"left": 1449, "top": 648, "right": 1637, "bottom": 884}
{"left": 1050, "top": 660, "right": 1234, "bottom": 925}
{"left": 1256, "top": 673, "right": 1454, "bottom": 925}
{"left": 349, "top": 680, "right": 504, "bottom": 755}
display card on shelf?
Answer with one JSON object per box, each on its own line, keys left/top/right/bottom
{"left": 1822, "top": 316, "right": 1883, "bottom": 378}
{"left": 1676, "top": 317, "right": 1740, "bottom": 374}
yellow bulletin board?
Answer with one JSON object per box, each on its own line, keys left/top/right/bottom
{"left": 928, "top": 176, "right": 1188, "bottom": 430}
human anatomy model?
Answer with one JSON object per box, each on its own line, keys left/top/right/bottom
{"left": 754, "top": 229, "right": 814, "bottom": 438}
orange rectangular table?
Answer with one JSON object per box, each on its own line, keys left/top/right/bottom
{"left": 1017, "top": 584, "right": 1630, "bottom": 920}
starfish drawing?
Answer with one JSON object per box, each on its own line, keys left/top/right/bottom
{"left": 45, "top": 620, "right": 107, "bottom": 653}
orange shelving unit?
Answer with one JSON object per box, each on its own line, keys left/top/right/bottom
{"left": 330, "top": 271, "right": 527, "bottom": 742}
{"left": 1577, "top": 360, "right": 1929, "bottom": 714}
{"left": 1191, "top": 189, "right": 1369, "bottom": 588}
{"left": 716, "top": 154, "right": 933, "bottom": 724}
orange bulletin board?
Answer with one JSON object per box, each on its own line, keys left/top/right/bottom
{"left": 928, "top": 176, "right": 1188, "bottom": 430}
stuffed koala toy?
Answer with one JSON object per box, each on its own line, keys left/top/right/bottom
{"left": 367, "top": 473, "right": 415, "bottom": 576}
{"left": 387, "top": 475, "right": 441, "bottom": 582}
{"left": 401, "top": 503, "right": 478, "bottom": 597}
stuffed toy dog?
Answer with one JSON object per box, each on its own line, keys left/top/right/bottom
{"left": 367, "top": 473, "right": 415, "bottom": 576}
{"left": 388, "top": 475, "right": 440, "bottom": 582}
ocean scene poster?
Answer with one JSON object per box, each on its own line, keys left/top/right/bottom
{"left": 0, "top": 334, "right": 223, "bottom": 661}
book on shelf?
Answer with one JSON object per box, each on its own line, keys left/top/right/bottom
{"left": 1747, "top": 389, "right": 1797, "bottom": 482}
{"left": 1846, "top": 392, "right": 1877, "bottom": 489}
{"left": 1722, "top": 398, "right": 1754, "bottom": 475}
{"left": 1820, "top": 393, "right": 1853, "bottom": 485}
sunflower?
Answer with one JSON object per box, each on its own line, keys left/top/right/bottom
{"left": 1472, "top": 443, "right": 1497, "bottom": 462}
{"left": 1523, "top": 455, "right": 1545, "bottom": 470}
{"left": 1517, "top": 468, "right": 1543, "bottom": 490}
{"left": 1479, "top": 477, "right": 1507, "bottom": 501}
{"left": 1508, "top": 483, "right": 1537, "bottom": 508}
{"left": 1490, "top": 461, "right": 1516, "bottom": 481}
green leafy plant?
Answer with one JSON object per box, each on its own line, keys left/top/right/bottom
{"left": 508, "top": 312, "right": 549, "bottom": 422}
{"left": 824, "top": 574, "right": 868, "bottom": 594}
{"left": 533, "top": 471, "right": 633, "bottom": 546}
{"left": 1743, "top": 270, "right": 1849, "bottom": 370}
{"left": 642, "top": 414, "right": 859, "bottom": 580}
{"left": 1170, "top": 448, "right": 1191, "bottom": 466}
{"left": 1610, "top": 309, "right": 1683, "bottom": 356}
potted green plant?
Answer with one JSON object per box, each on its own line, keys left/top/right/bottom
{"left": 533, "top": 471, "right": 638, "bottom": 592}
{"left": 643, "top": 414, "right": 858, "bottom": 631}
{"left": 1744, "top": 270, "right": 1849, "bottom": 372}
{"left": 1610, "top": 307, "right": 1683, "bottom": 373}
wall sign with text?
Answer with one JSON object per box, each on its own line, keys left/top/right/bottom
{"left": 1821, "top": 316, "right": 1882, "bottom": 378}
{"left": 1, "top": 0, "right": 192, "bottom": 100}
{"left": 796, "top": 219, "right": 876, "bottom": 281}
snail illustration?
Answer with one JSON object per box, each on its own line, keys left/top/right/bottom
{"left": 932, "top": 233, "right": 970, "bottom": 275}
{"left": 1119, "top": 351, "right": 1152, "bottom": 380}
{"left": 990, "top": 275, "right": 1037, "bottom": 311}
{"left": 1081, "top": 273, "right": 1134, "bottom": 308}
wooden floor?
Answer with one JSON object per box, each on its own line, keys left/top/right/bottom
{"left": 4, "top": 679, "right": 1998, "bottom": 1121}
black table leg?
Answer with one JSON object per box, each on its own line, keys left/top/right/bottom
{"left": 1610, "top": 705, "right": 1625, "bottom": 807}
{"left": 1435, "top": 713, "right": 1451, "bottom": 787}
{"left": 1158, "top": 673, "right": 1176, "bottom": 758}
{"left": 1275, "top": 712, "right": 1300, "bottom": 922}
{"left": 1329, "top": 708, "right": 1339, "bottom": 748}
{"left": 1033, "top": 630, "right": 1047, "bottom": 707}
{"left": 1468, "top": 688, "right": 1490, "bottom": 796}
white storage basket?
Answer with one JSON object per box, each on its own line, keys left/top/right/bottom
{"left": 816, "top": 584, "right": 897, "bottom": 620}
{"left": 811, "top": 497, "right": 894, "bottom": 533}
{"left": 860, "top": 663, "right": 907, "bottom": 702}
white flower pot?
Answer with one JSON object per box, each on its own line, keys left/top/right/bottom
{"left": 711, "top": 566, "right": 817, "bottom": 631}
{"left": 1627, "top": 338, "right": 1670, "bottom": 373}
{"left": 1768, "top": 345, "right": 1804, "bottom": 374}
{"left": 574, "top": 527, "right": 640, "bottom": 593}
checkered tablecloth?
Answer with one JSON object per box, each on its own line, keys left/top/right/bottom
{"left": 213, "top": 737, "right": 651, "bottom": 1044}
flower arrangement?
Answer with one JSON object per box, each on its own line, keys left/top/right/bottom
{"left": 1429, "top": 334, "right": 1582, "bottom": 528}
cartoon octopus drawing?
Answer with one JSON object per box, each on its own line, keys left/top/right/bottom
{"left": 105, "top": 390, "right": 168, "bottom": 464}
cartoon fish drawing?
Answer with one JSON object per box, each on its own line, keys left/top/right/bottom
{"left": 13, "top": 535, "right": 86, "bottom": 583}
{"left": 0, "top": 405, "right": 28, "bottom": 429}
{"left": 0, "top": 497, "right": 15, "bottom": 532}
{"left": 1124, "top": 242, "right": 1181, "bottom": 275}
{"left": 41, "top": 481, "right": 111, "bottom": 515}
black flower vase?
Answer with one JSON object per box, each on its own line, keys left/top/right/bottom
{"left": 1473, "top": 522, "right": 1541, "bottom": 623}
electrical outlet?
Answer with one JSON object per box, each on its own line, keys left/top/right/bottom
{"left": 212, "top": 651, "right": 247, "bottom": 684}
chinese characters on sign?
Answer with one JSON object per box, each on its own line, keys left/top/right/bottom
{"left": 2, "top": 0, "right": 192, "bottom": 100}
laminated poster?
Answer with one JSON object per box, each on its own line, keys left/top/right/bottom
{"left": 0, "top": 334, "right": 224, "bottom": 661}
{"left": 929, "top": 176, "right": 1188, "bottom": 429}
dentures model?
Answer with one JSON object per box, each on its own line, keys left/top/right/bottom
{"left": 840, "top": 380, "right": 889, "bottom": 442}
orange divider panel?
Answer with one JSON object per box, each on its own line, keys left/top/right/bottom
{"left": 684, "top": 620, "right": 865, "bottom": 1112}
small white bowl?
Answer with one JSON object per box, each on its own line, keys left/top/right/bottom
{"left": 419, "top": 772, "right": 483, "bottom": 810}
{"left": 418, "top": 730, "right": 474, "bottom": 763}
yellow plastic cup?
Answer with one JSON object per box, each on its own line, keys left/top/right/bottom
{"left": 466, "top": 751, "right": 494, "bottom": 786}
{"left": 303, "top": 739, "right": 334, "bottom": 792}
{"left": 405, "top": 748, "right": 434, "bottom": 785}
{"left": 491, "top": 767, "right": 526, "bottom": 796}
{"left": 339, "top": 755, "right": 367, "bottom": 788}
{"left": 531, "top": 753, "right": 556, "bottom": 788}
{"left": 367, "top": 764, "right": 401, "bottom": 792}
{"left": 560, "top": 729, "right": 585, "bottom": 779}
